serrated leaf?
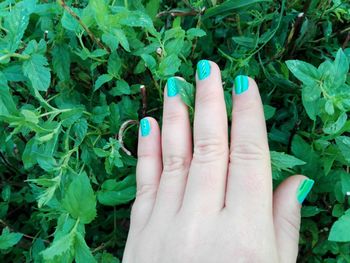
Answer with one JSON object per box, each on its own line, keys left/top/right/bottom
{"left": 52, "top": 44, "right": 71, "bottom": 81}
{"left": 41, "top": 230, "right": 75, "bottom": 262}
{"left": 22, "top": 54, "right": 51, "bottom": 92}
{"left": 4, "top": 8, "right": 29, "bottom": 52}
{"left": 0, "top": 228, "right": 23, "bottom": 250}
{"left": 175, "top": 78, "right": 195, "bottom": 109}
{"left": 0, "top": 73, "right": 17, "bottom": 116}
{"left": 61, "top": 172, "right": 97, "bottom": 224}
{"left": 270, "top": 151, "right": 306, "bottom": 171}
{"left": 158, "top": 54, "right": 181, "bottom": 77}
{"left": 75, "top": 232, "right": 97, "bottom": 263}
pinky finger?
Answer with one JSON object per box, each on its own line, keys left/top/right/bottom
{"left": 130, "top": 117, "right": 162, "bottom": 233}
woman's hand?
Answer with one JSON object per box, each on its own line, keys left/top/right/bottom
{"left": 123, "top": 60, "right": 314, "bottom": 263}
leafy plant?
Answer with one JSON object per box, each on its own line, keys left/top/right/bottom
{"left": 0, "top": 0, "right": 349, "bottom": 262}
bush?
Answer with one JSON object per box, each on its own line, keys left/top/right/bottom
{"left": 0, "top": 0, "right": 350, "bottom": 262}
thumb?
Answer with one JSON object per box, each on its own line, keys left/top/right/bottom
{"left": 273, "top": 175, "right": 314, "bottom": 263}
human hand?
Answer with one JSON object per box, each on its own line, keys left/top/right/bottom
{"left": 123, "top": 60, "right": 314, "bottom": 263}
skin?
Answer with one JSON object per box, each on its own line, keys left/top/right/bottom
{"left": 123, "top": 61, "right": 308, "bottom": 263}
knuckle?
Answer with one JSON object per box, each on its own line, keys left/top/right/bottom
{"left": 163, "top": 110, "right": 183, "bottom": 123}
{"left": 230, "top": 140, "right": 269, "bottom": 162}
{"left": 233, "top": 99, "right": 261, "bottom": 114}
{"left": 135, "top": 183, "right": 157, "bottom": 199}
{"left": 193, "top": 137, "right": 228, "bottom": 163}
{"left": 163, "top": 155, "right": 190, "bottom": 174}
{"left": 196, "top": 88, "right": 218, "bottom": 105}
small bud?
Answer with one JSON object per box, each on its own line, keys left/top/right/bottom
{"left": 156, "top": 47, "right": 163, "bottom": 56}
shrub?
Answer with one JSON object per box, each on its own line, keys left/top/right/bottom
{"left": 0, "top": 0, "right": 350, "bottom": 262}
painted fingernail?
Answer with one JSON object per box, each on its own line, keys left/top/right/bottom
{"left": 167, "top": 77, "right": 178, "bottom": 97}
{"left": 297, "top": 179, "right": 314, "bottom": 204}
{"left": 234, "top": 75, "right": 249, "bottom": 94}
{"left": 140, "top": 118, "right": 151, "bottom": 137}
{"left": 197, "top": 60, "right": 211, "bottom": 80}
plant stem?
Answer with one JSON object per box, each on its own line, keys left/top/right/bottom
{"left": 58, "top": 0, "right": 110, "bottom": 53}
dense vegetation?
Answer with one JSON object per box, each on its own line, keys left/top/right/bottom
{"left": 0, "top": 0, "right": 350, "bottom": 262}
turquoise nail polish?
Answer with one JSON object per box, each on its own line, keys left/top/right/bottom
{"left": 140, "top": 118, "right": 151, "bottom": 137}
{"left": 197, "top": 60, "right": 211, "bottom": 80}
{"left": 167, "top": 77, "right": 178, "bottom": 97}
{"left": 297, "top": 179, "right": 315, "bottom": 204}
{"left": 234, "top": 75, "right": 249, "bottom": 94}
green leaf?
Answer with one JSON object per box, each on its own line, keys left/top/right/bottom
{"left": 72, "top": 118, "right": 88, "bottom": 147}
{"left": 93, "top": 148, "right": 109, "bottom": 157}
{"left": 203, "top": 0, "right": 272, "bottom": 19}
{"left": 75, "top": 232, "right": 97, "bottom": 263}
{"left": 61, "top": 7, "right": 83, "bottom": 32}
{"left": 176, "top": 78, "right": 195, "bottom": 109}
{"left": 145, "top": 0, "right": 160, "bottom": 20}
{"left": 323, "top": 113, "right": 347, "bottom": 134}
{"left": 263, "top": 105, "right": 276, "bottom": 120}
{"left": 97, "top": 175, "right": 136, "bottom": 206}
{"left": 52, "top": 44, "right": 71, "bottom": 81}
{"left": 141, "top": 54, "right": 157, "bottom": 71}
{"left": 22, "top": 53, "right": 51, "bottom": 92}
{"left": 110, "top": 80, "right": 131, "bottom": 96}
{"left": 333, "top": 48, "right": 349, "bottom": 88}
{"left": 187, "top": 28, "right": 207, "bottom": 40}
{"left": 61, "top": 172, "right": 97, "bottom": 224}
{"left": 94, "top": 74, "right": 113, "bottom": 92}
{"left": 335, "top": 136, "right": 350, "bottom": 165}
{"left": 286, "top": 60, "right": 320, "bottom": 86}
{"left": 102, "top": 33, "right": 119, "bottom": 52}
{"left": 270, "top": 151, "right": 306, "bottom": 171}
{"left": 4, "top": 8, "right": 30, "bottom": 52}
{"left": 0, "top": 73, "right": 17, "bottom": 116}
{"left": 91, "top": 105, "right": 110, "bottom": 124}
{"left": 107, "top": 52, "right": 122, "bottom": 77}
{"left": 119, "top": 11, "right": 153, "bottom": 28}
{"left": 0, "top": 228, "right": 23, "bottom": 250}
{"left": 329, "top": 209, "right": 350, "bottom": 242}
{"left": 158, "top": 54, "right": 181, "bottom": 77}
{"left": 301, "top": 206, "right": 325, "bottom": 218}
{"left": 27, "top": 176, "right": 60, "bottom": 208}
{"left": 41, "top": 230, "right": 75, "bottom": 262}
{"left": 114, "top": 29, "right": 130, "bottom": 52}
{"left": 302, "top": 84, "right": 320, "bottom": 121}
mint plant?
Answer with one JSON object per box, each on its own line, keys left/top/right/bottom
{"left": 0, "top": 0, "right": 349, "bottom": 262}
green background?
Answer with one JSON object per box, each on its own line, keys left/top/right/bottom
{"left": 0, "top": 0, "right": 350, "bottom": 262}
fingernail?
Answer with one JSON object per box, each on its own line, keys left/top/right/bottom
{"left": 297, "top": 179, "right": 314, "bottom": 204}
{"left": 140, "top": 118, "right": 151, "bottom": 137}
{"left": 197, "top": 60, "right": 211, "bottom": 80}
{"left": 167, "top": 77, "right": 178, "bottom": 97}
{"left": 234, "top": 75, "right": 249, "bottom": 95}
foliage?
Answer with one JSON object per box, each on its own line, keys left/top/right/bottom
{"left": 0, "top": 0, "right": 349, "bottom": 262}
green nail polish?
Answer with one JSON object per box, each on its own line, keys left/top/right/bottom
{"left": 197, "top": 60, "right": 211, "bottom": 80}
{"left": 140, "top": 118, "right": 150, "bottom": 137}
{"left": 234, "top": 75, "right": 249, "bottom": 94}
{"left": 297, "top": 179, "right": 314, "bottom": 204}
{"left": 167, "top": 77, "right": 178, "bottom": 97}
